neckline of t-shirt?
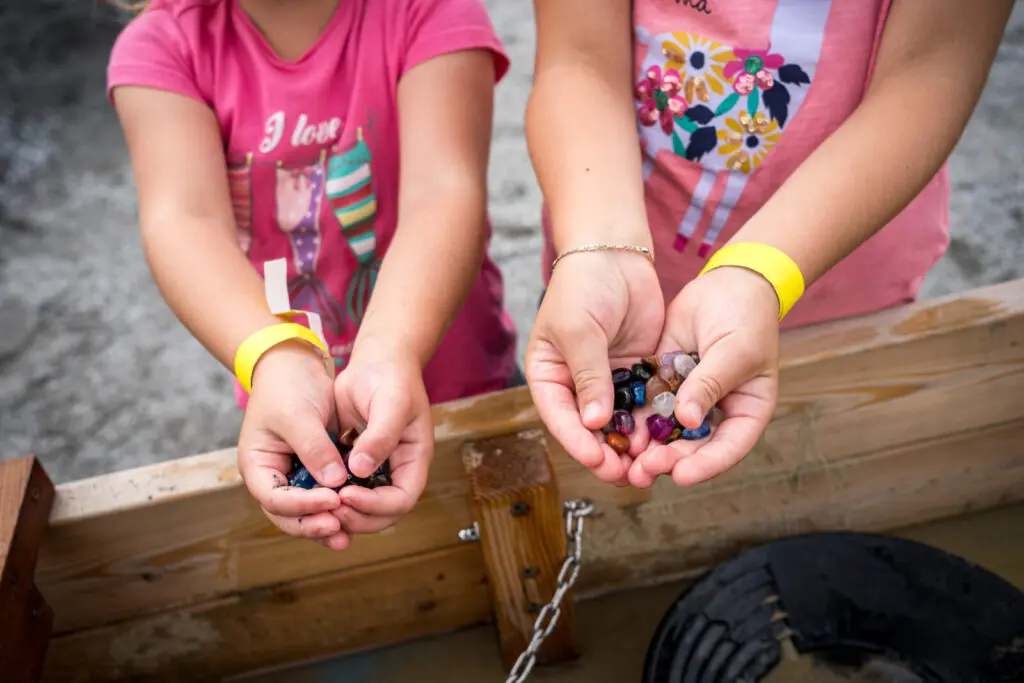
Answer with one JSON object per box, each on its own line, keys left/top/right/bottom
{"left": 232, "top": 0, "right": 349, "bottom": 69}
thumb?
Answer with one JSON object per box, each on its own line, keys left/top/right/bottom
{"left": 559, "top": 323, "right": 615, "bottom": 431}
{"left": 347, "top": 388, "right": 408, "bottom": 479}
{"left": 673, "top": 337, "right": 756, "bottom": 429}
{"left": 276, "top": 411, "right": 347, "bottom": 488}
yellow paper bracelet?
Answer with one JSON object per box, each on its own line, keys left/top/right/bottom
{"left": 234, "top": 322, "right": 331, "bottom": 394}
{"left": 698, "top": 242, "right": 805, "bottom": 321}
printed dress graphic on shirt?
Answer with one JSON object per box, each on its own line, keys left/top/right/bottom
{"left": 227, "top": 154, "right": 254, "bottom": 254}
{"left": 325, "top": 128, "right": 381, "bottom": 327}
{"left": 636, "top": 0, "right": 831, "bottom": 256}
{"left": 274, "top": 152, "right": 347, "bottom": 336}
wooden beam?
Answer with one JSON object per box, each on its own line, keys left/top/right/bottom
{"left": 31, "top": 279, "right": 1024, "bottom": 681}
{"left": 42, "top": 418, "right": 1024, "bottom": 682}
{"left": 462, "top": 429, "right": 580, "bottom": 669}
{"left": 38, "top": 280, "right": 1024, "bottom": 639}
{"left": 1, "top": 456, "right": 57, "bottom": 683}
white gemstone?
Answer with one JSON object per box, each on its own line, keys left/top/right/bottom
{"left": 652, "top": 391, "right": 676, "bottom": 418}
{"left": 673, "top": 353, "right": 697, "bottom": 379}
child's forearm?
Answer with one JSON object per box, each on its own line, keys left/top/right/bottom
{"left": 142, "top": 215, "right": 306, "bottom": 371}
{"left": 527, "top": 0, "right": 651, "bottom": 251}
{"left": 351, "top": 48, "right": 498, "bottom": 369}
{"left": 353, "top": 188, "right": 487, "bottom": 368}
{"left": 732, "top": 0, "right": 1014, "bottom": 286}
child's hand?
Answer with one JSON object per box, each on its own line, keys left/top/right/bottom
{"left": 526, "top": 251, "right": 664, "bottom": 483}
{"left": 629, "top": 267, "right": 780, "bottom": 488}
{"left": 236, "top": 341, "right": 351, "bottom": 548}
{"left": 331, "top": 347, "right": 433, "bottom": 538}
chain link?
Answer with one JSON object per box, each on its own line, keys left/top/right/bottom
{"left": 505, "top": 499, "right": 595, "bottom": 683}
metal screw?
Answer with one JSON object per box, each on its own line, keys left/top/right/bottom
{"left": 510, "top": 501, "right": 530, "bottom": 517}
{"left": 521, "top": 566, "right": 539, "bottom": 579}
{"left": 457, "top": 522, "right": 480, "bottom": 542}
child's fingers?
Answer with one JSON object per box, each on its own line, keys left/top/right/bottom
{"left": 317, "top": 533, "right": 352, "bottom": 551}
{"left": 628, "top": 444, "right": 678, "bottom": 488}
{"left": 340, "top": 431, "right": 432, "bottom": 515}
{"left": 262, "top": 508, "right": 344, "bottom": 540}
{"left": 344, "top": 387, "right": 410, "bottom": 479}
{"left": 577, "top": 434, "right": 627, "bottom": 483}
{"left": 559, "top": 333, "right": 616, "bottom": 432}
{"left": 239, "top": 459, "right": 341, "bottom": 517}
{"left": 339, "top": 484, "right": 415, "bottom": 519}
{"left": 334, "top": 504, "right": 399, "bottom": 535}
{"left": 529, "top": 380, "right": 606, "bottom": 470}
{"left": 626, "top": 405, "right": 653, "bottom": 457}
{"left": 272, "top": 410, "right": 348, "bottom": 488}
{"left": 674, "top": 337, "right": 761, "bottom": 429}
{"left": 670, "top": 417, "right": 753, "bottom": 487}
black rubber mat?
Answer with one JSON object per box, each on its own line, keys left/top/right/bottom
{"left": 642, "top": 532, "right": 1024, "bottom": 682}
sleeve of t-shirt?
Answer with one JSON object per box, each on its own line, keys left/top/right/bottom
{"left": 401, "top": 0, "right": 510, "bottom": 83}
{"left": 106, "top": 9, "right": 206, "bottom": 105}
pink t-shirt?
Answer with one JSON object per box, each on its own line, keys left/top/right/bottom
{"left": 108, "top": 0, "right": 519, "bottom": 406}
{"left": 542, "top": 0, "right": 949, "bottom": 329}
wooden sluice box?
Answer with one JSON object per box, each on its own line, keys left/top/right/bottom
{"left": 2, "top": 279, "right": 1024, "bottom": 682}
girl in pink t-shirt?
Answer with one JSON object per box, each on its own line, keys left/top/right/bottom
{"left": 107, "top": 0, "right": 518, "bottom": 549}
{"left": 525, "top": 1, "right": 1013, "bottom": 488}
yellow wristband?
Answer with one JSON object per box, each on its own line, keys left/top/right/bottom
{"left": 698, "top": 242, "right": 805, "bottom": 321}
{"left": 233, "top": 322, "right": 331, "bottom": 394}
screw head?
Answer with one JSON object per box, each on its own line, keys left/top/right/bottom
{"left": 510, "top": 501, "right": 530, "bottom": 517}
{"left": 457, "top": 523, "right": 480, "bottom": 542}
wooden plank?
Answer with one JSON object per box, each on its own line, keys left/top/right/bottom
{"left": 462, "top": 429, "right": 579, "bottom": 668}
{"left": 0, "top": 456, "right": 57, "bottom": 683}
{"left": 35, "top": 280, "right": 1024, "bottom": 634}
{"left": 43, "top": 418, "right": 1024, "bottom": 682}
{"left": 44, "top": 544, "right": 491, "bottom": 683}
{"left": 4, "top": 585, "right": 55, "bottom": 683}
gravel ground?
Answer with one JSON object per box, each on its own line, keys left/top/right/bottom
{"left": 1, "top": 3, "right": 1022, "bottom": 484}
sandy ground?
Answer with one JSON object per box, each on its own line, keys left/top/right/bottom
{"left": 0, "top": 4, "right": 1023, "bottom": 486}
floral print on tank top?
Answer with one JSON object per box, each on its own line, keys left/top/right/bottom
{"left": 635, "top": 0, "right": 833, "bottom": 257}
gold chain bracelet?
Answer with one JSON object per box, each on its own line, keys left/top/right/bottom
{"left": 551, "top": 244, "right": 655, "bottom": 271}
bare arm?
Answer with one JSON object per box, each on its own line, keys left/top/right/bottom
{"left": 352, "top": 48, "right": 498, "bottom": 367}
{"left": 526, "top": 0, "right": 651, "bottom": 251}
{"left": 113, "top": 87, "right": 312, "bottom": 370}
{"left": 733, "top": 0, "right": 1015, "bottom": 285}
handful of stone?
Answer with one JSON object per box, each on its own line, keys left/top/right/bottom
{"left": 602, "top": 350, "right": 716, "bottom": 455}
{"left": 286, "top": 427, "right": 392, "bottom": 491}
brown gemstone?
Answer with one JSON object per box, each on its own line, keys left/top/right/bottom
{"left": 642, "top": 355, "right": 661, "bottom": 373}
{"left": 665, "top": 373, "right": 682, "bottom": 392}
{"left": 646, "top": 375, "right": 671, "bottom": 397}
{"left": 605, "top": 432, "right": 630, "bottom": 455}
{"left": 338, "top": 428, "right": 359, "bottom": 448}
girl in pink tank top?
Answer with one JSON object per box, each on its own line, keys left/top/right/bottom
{"left": 525, "top": 0, "right": 1014, "bottom": 489}
{"left": 107, "top": 0, "right": 517, "bottom": 549}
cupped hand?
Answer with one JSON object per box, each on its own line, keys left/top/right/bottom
{"left": 525, "top": 250, "right": 664, "bottom": 483}
{"left": 629, "top": 266, "right": 780, "bottom": 488}
{"left": 236, "top": 340, "right": 351, "bottom": 550}
{"left": 330, "top": 345, "right": 433, "bottom": 540}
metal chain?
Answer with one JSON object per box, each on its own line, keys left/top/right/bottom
{"left": 505, "top": 498, "right": 595, "bottom": 683}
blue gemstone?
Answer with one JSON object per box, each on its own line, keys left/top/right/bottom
{"left": 681, "top": 420, "right": 711, "bottom": 440}
{"left": 287, "top": 460, "right": 318, "bottom": 490}
{"left": 631, "top": 381, "right": 647, "bottom": 407}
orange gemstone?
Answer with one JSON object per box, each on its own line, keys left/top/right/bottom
{"left": 606, "top": 432, "right": 630, "bottom": 455}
